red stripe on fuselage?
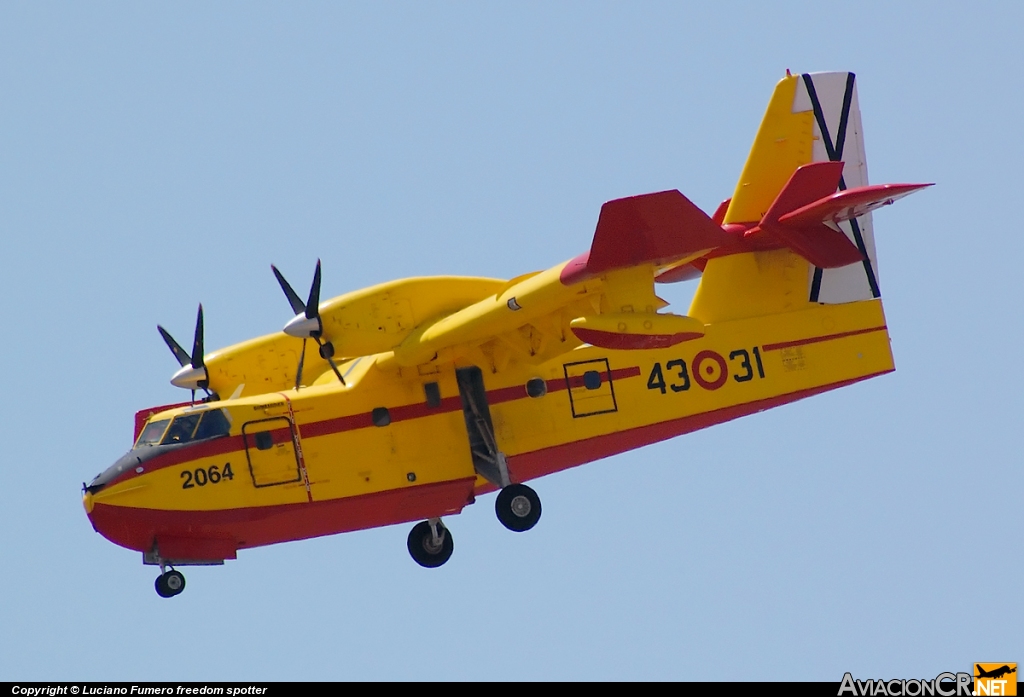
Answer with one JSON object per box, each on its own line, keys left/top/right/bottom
{"left": 761, "top": 326, "right": 887, "bottom": 352}
{"left": 88, "top": 476, "right": 478, "bottom": 556}
{"left": 106, "top": 367, "right": 645, "bottom": 488}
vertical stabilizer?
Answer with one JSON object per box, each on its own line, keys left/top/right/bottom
{"left": 722, "top": 72, "right": 880, "bottom": 304}
{"left": 723, "top": 74, "right": 814, "bottom": 225}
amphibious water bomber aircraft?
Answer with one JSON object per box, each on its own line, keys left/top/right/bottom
{"left": 84, "top": 71, "right": 929, "bottom": 597}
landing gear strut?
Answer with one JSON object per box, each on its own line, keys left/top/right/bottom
{"left": 455, "top": 366, "right": 544, "bottom": 534}
{"left": 495, "top": 483, "right": 542, "bottom": 532}
{"left": 155, "top": 568, "right": 186, "bottom": 598}
{"left": 407, "top": 518, "right": 454, "bottom": 568}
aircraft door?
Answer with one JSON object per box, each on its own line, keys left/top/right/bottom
{"left": 242, "top": 417, "right": 302, "bottom": 488}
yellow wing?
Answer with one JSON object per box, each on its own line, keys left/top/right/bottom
{"left": 199, "top": 277, "right": 505, "bottom": 398}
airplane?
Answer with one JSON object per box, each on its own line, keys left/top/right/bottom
{"left": 82, "top": 71, "right": 930, "bottom": 597}
{"left": 976, "top": 665, "right": 1016, "bottom": 680}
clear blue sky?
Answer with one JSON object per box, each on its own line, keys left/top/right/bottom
{"left": 1, "top": 1, "right": 1019, "bottom": 681}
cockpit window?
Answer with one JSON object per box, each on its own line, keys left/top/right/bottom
{"left": 193, "top": 409, "right": 231, "bottom": 440}
{"left": 135, "top": 419, "right": 170, "bottom": 447}
{"left": 162, "top": 413, "right": 201, "bottom": 444}
{"left": 159, "top": 409, "right": 232, "bottom": 446}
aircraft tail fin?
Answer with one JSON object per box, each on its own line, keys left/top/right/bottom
{"left": 723, "top": 72, "right": 883, "bottom": 304}
{"left": 688, "top": 71, "right": 930, "bottom": 323}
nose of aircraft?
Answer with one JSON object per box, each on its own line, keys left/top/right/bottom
{"left": 83, "top": 451, "right": 155, "bottom": 553}
{"left": 86, "top": 449, "right": 147, "bottom": 495}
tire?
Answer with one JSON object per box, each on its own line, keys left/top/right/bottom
{"left": 155, "top": 574, "right": 173, "bottom": 598}
{"left": 155, "top": 570, "right": 185, "bottom": 597}
{"left": 164, "top": 570, "right": 186, "bottom": 596}
{"left": 407, "top": 521, "right": 454, "bottom": 568}
{"left": 495, "top": 484, "right": 541, "bottom": 532}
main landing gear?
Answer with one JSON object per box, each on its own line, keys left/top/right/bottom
{"left": 407, "top": 518, "right": 454, "bottom": 568}
{"left": 155, "top": 568, "right": 186, "bottom": 598}
{"left": 406, "top": 367, "right": 544, "bottom": 569}
{"left": 456, "top": 366, "right": 543, "bottom": 533}
{"left": 405, "top": 483, "right": 542, "bottom": 568}
{"left": 495, "top": 483, "right": 542, "bottom": 532}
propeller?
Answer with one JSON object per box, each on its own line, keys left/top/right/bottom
{"left": 271, "top": 260, "right": 346, "bottom": 389}
{"left": 157, "top": 304, "right": 215, "bottom": 402}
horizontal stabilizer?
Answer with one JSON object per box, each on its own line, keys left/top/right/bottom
{"left": 563, "top": 190, "right": 732, "bottom": 284}
{"left": 778, "top": 182, "right": 933, "bottom": 227}
{"left": 750, "top": 162, "right": 932, "bottom": 269}
{"left": 762, "top": 161, "right": 845, "bottom": 224}
{"left": 756, "top": 161, "right": 864, "bottom": 269}
{"left": 762, "top": 220, "right": 865, "bottom": 269}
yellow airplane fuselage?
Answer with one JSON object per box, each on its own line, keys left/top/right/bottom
{"left": 84, "top": 260, "right": 892, "bottom": 562}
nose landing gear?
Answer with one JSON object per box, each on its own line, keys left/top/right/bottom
{"left": 155, "top": 568, "right": 186, "bottom": 598}
{"left": 407, "top": 518, "right": 454, "bottom": 568}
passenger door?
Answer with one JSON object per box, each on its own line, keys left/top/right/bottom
{"left": 242, "top": 417, "right": 302, "bottom": 488}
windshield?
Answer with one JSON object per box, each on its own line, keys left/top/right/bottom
{"left": 135, "top": 419, "right": 171, "bottom": 448}
{"left": 131, "top": 410, "right": 231, "bottom": 449}
{"left": 193, "top": 409, "right": 232, "bottom": 440}
{"left": 160, "top": 409, "right": 232, "bottom": 446}
{"left": 162, "top": 413, "right": 201, "bottom": 444}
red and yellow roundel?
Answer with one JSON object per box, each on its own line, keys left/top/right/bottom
{"left": 692, "top": 350, "right": 728, "bottom": 390}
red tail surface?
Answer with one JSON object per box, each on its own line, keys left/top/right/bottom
{"left": 757, "top": 162, "right": 865, "bottom": 268}
{"left": 562, "top": 190, "right": 732, "bottom": 284}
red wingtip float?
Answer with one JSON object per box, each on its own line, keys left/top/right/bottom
{"left": 84, "top": 71, "right": 929, "bottom": 597}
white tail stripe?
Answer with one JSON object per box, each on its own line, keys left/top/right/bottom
{"left": 793, "top": 72, "right": 880, "bottom": 304}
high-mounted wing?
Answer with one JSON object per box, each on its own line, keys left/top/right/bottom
{"left": 173, "top": 276, "right": 506, "bottom": 399}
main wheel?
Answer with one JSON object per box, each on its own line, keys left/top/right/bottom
{"left": 164, "top": 570, "right": 185, "bottom": 595}
{"left": 495, "top": 483, "right": 541, "bottom": 532}
{"left": 407, "top": 520, "right": 454, "bottom": 568}
{"left": 155, "top": 570, "right": 186, "bottom": 598}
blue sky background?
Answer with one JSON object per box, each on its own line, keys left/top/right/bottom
{"left": 0, "top": 1, "right": 1020, "bottom": 681}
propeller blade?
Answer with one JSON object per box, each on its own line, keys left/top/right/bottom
{"left": 157, "top": 325, "right": 192, "bottom": 368}
{"left": 325, "top": 354, "right": 346, "bottom": 386}
{"left": 305, "top": 259, "right": 322, "bottom": 320}
{"left": 272, "top": 265, "right": 306, "bottom": 316}
{"left": 295, "top": 338, "right": 307, "bottom": 390}
{"left": 314, "top": 337, "right": 347, "bottom": 386}
{"left": 191, "top": 304, "right": 205, "bottom": 370}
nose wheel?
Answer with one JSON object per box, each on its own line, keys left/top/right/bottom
{"left": 407, "top": 518, "right": 454, "bottom": 568}
{"left": 155, "top": 569, "right": 186, "bottom": 598}
{"left": 495, "top": 483, "right": 541, "bottom": 532}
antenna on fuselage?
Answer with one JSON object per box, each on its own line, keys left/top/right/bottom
{"left": 270, "top": 260, "right": 346, "bottom": 390}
